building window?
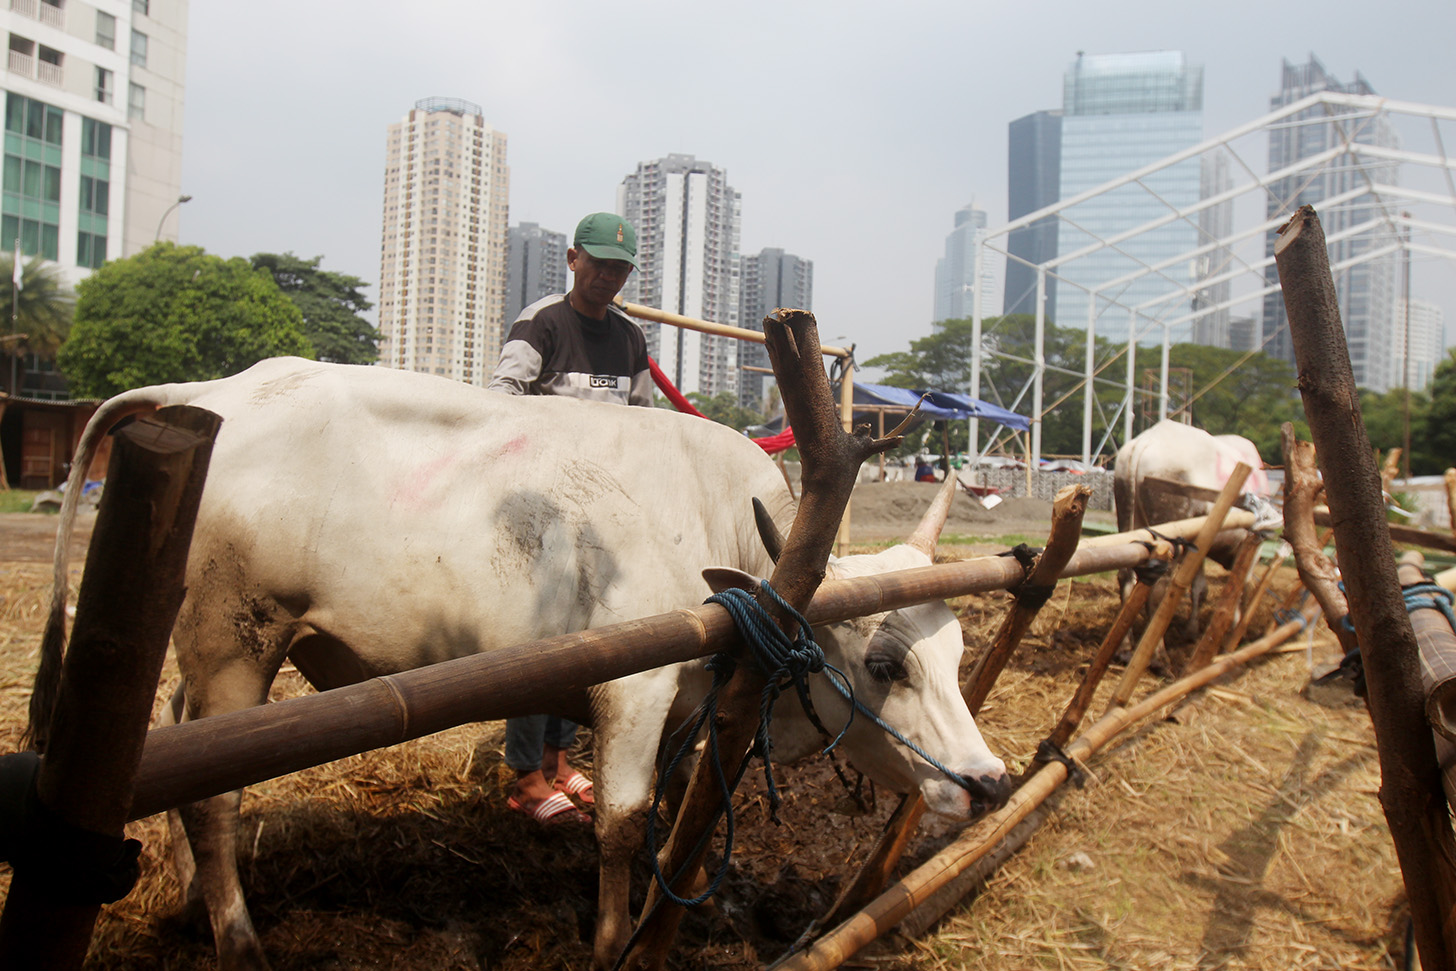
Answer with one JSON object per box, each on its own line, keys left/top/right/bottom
{"left": 79, "top": 175, "right": 108, "bottom": 215}
{"left": 94, "top": 66, "right": 112, "bottom": 103}
{"left": 130, "top": 30, "right": 147, "bottom": 68}
{"left": 127, "top": 82, "right": 144, "bottom": 121}
{"left": 2, "top": 94, "right": 61, "bottom": 260}
{"left": 95, "top": 10, "right": 115, "bottom": 48}
{"left": 81, "top": 117, "right": 111, "bottom": 160}
{"left": 132, "top": 0, "right": 147, "bottom": 15}
{"left": 77, "top": 231, "right": 106, "bottom": 269}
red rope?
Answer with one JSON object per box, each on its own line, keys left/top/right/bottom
{"left": 648, "top": 356, "right": 796, "bottom": 455}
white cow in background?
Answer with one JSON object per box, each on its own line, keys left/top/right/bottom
{"left": 1112, "top": 420, "right": 1270, "bottom": 659}
{"left": 31, "top": 358, "right": 1010, "bottom": 971}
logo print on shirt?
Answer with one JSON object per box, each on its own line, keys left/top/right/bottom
{"left": 589, "top": 375, "right": 620, "bottom": 389}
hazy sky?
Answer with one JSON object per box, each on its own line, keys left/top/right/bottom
{"left": 178, "top": 0, "right": 1455, "bottom": 367}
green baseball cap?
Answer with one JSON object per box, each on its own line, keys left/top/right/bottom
{"left": 574, "top": 212, "right": 638, "bottom": 268}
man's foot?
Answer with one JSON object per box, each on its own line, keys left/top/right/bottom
{"left": 507, "top": 791, "right": 591, "bottom": 825}
{"left": 553, "top": 770, "right": 594, "bottom": 807}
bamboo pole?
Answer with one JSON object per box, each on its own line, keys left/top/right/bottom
{"left": 1276, "top": 203, "right": 1456, "bottom": 971}
{"left": 1184, "top": 532, "right": 1262, "bottom": 673}
{"left": 1312, "top": 506, "right": 1456, "bottom": 554}
{"left": 1223, "top": 541, "right": 1290, "bottom": 653}
{"left": 816, "top": 485, "right": 1090, "bottom": 932}
{"left": 0, "top": 407, "right": 220, "bottom": 969}
{"left": 769, "top": 609, "right": 1319, "bottom": 971}
{"left": 1077, "top": 509, "right": 1256, "bottom": 549}
{"left": 1107, "top": 463, "right": 1252, "bottom": 709}
{"left": 615, "top": 299, "right": 851, "bottom": 360}
{"left": 1399, "top": 552, "right": 1456, "bottom": 743}
{"left": 124, "top": 534, "right": 1209, "bottom": 821}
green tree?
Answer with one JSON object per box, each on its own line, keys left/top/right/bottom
{"left": 250, "top": 252, "right": 378, "bottom": 364}
{"left": 1423, "top": 349, "right": 1456, "bottom": 471}
{"left": 1360, "top": 387, "right": 1437, "bottom": 474}
{"left": 681, "top": 390, "right": 763, "bottom": 433}
{"left": 59, "top": 242, "right": 312, "bottom": 397}
{"left": 0, "top": 255, "right": 75, "bottom": 394}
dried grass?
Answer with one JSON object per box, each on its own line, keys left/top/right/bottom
{"left": 0, "top": 543, "right": 1410, "bottom": 970}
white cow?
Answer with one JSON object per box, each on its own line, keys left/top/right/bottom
{"left": 31, "top": 358, "right": 1010, "bottom": 971}
{"left": 1112, "top": 420, "right": 1269, "bottom": 658}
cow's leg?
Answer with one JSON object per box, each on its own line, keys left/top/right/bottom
{"left": 158, "top": 683, "right": 208, "bottom": 927}
{"left": 588, "top": 668, "right": 682, "bottom": 970}
{"left": 171, "top": 602, "right": 293, "bottom": 971}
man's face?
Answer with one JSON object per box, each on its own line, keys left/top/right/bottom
{"left": 569, "top": 247, "right": 635, "bottom": 307}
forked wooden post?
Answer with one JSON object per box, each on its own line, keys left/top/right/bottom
{"left": 1223, "top": 541, "right": 1289, "bottom": 653}
{"left": 1276, "top": 203, "right": 1456, "bottom": 971}
{"left": 1106, "top": 464, "right": 1251, "bottom": 710}
{"left": 621, "top": 309, "right": 895, "bottom": 971}
{"left": 1281, "top": 425, "right": 1360, "bottom": 659}
{"left": 0, "top": 406, "right": 220, "bottom": 970}
{"left": 1183, "top": 532, "right": 1263, "bottom": 673}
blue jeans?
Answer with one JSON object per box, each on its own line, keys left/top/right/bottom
{"left": 503, "top": 715, "right": 579, "bottom": 772}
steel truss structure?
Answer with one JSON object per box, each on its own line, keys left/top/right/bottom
{"left": 970, "top": 92, "right": 1456, "bottom": 467}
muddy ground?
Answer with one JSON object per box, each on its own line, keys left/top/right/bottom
{"left": 0, "top": 485, "right": 1411, "bottom": 970}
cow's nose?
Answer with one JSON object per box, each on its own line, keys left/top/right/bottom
{"left": 964, "top": 771, "right": 1012, "bottom": 817}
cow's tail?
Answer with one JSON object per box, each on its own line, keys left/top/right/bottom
{"left": 24, "top": 392, "right": 165, "bottom": 751}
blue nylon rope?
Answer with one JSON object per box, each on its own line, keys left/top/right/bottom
{"left": 1403, "top": 582, "right": 1456, "bottom": 629}
{"left": 642, "top": 579, "right": 976, "bottom": 911}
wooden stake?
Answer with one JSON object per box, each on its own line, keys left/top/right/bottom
{"left": 1281, "top": 425, "right": 1360, "bottom": 659}
{"left": 1222, "top": 542, "right": 1290, "bottom": 654}
{"left": 1107, "top": 463, "right": 1252, "bottom": 710}
{"left": 1445, "top": 469, "right": 1456, "bottom": 541}
{"left": 1184, "top": 532, "right": 1262, "bottom": 673}
{"left": 1276, "top": 203, "right": 1456, "bottom": 971}
{"left": 0, "top": 406, "right": 220, "bottom": 970}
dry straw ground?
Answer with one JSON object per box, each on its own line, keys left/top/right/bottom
{"left": 0, "top": 499, "right": 1413, "bottom": 969}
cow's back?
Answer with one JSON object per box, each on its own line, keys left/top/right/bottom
{"left": 172, "top": 358, "right": 789, "bottom": 680}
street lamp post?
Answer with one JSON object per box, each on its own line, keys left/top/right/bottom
{"left": 154, "top": 194, "right": 192, "bottom": 242}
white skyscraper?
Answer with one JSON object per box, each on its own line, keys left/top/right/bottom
{"left": 617, "top": 153, "right": 740, "bottom": 397}
{"left": 933, "top": 203, "right": 999, "bottom": 325}
{"left": 1391, "top": 298, "right": 1445, "bottom": 391}
{"left": 376, "top": 98, "right": 509, "bottom": 387}
{"left": 0, "top": 0, "right": 188, "bottom": 273}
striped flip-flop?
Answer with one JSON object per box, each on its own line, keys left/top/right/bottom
{"left": 507, "top": 790, "right": 590, "bottom": 826}
{"left": 553, "top": 770, "right": 595, "bottom": 807}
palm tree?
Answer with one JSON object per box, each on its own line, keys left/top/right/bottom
{"left": 0, "top": 255, "right": 75, "bottom": 396}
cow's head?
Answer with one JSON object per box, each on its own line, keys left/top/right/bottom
{"left": 707, "top": 476, "right": 1010, "bottom": 821}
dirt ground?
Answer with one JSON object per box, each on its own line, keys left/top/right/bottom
{"left": 0, "top": 487, "right": 1412, "bottom": 970}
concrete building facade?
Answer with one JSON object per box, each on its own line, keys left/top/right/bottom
{"left": 1055, "top": 51, "right": 1205, "bottom": 344}
{"left": 0, "top": 0, "right": 187, "bottom": 275}
{"left": 738, "top": 246, "right": 812, "bottom": 410}
{"left": 933, "top": 203, "right": 998, "bottom": 326}
{"left": 617, "top": 152, "right": 740, "bottom": 397}
{"left": 1261, "top": 55, "right": 1400, "bottom": 391}
{"left": 1004, "top": 109, "right": 1062, "bottom": 320}
{"left": 1391, "top": 297, "right": 1445, "bottom": 391}
{"left": 376, "top": 97, "right": 509, "bottom": 387}
{"left": 504, "top": 221, "right": 565, "bottom": 324}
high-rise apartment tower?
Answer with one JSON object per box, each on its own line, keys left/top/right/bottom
{"left": 739, "top": 246, "right": 812, "bottom": 410}
{"left": 617, "top": 153, "right": 740, "bottom": 397}
{"left": 1261, "top": 55, "right": 1399, "bottom": 391}
{"left": 377, "top": 97, "right": 509, "bottom": 387}
{"left": 504, "top": 221, "right": 565, "bottom": 324}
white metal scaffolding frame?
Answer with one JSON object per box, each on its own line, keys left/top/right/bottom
{"left": 971, "top": 91, "right": 1456, "bottom": 470}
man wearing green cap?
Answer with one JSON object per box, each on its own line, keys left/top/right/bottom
{"left": 488, "top": 212, "right": 650, "bottom": 824}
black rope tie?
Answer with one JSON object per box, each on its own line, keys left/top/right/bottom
{"left": 1034, "top": 739, "right": 1085, "bottom": 788}
{"left": 0, "top": 751, "right": 142, "bottom": 905}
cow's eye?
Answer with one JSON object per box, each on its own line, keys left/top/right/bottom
{"left": 865, "top": 656, "right": 907, "bottom": 684}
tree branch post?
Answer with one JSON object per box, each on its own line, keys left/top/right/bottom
{"left": 0, "top": 406, "right": 220, "bottom": 969}
{"left": 1276, "top": 203, "right": 1456, "bottom": 971}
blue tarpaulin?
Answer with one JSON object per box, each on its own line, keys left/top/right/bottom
{"left": 853, "top": 382, "right": 1031, "bottom": 433}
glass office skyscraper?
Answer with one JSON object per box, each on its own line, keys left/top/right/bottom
{"left": 1055, "top": 51, "right": 1204, "bottom": 344}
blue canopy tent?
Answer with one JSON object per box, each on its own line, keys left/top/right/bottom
{"left": 847, "top": 382, "right": 1031, "bottom": 481}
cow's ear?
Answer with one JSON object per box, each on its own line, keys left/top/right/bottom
{"left": 703, "top": 567, "right": 762, "bottom": 596}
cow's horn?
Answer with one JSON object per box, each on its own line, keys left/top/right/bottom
{"left": 752, "top": 497, "right": 785, "bottom": 563}
{"left": 906, "top": 471, "right": 961, "bottom": 556}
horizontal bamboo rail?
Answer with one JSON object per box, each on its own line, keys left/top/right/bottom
{"left": 615, "top": 299, "right": 852, "bottom": 359}
{"left": 771, "top": 608, "right": 1319, "bottom": 971}
{"left": 124, "top": 521, "right": 1239, "bottom": 822}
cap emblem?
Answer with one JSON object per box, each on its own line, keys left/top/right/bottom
{"left": 616, "top": 224, "right": 624, "bottom": 243}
